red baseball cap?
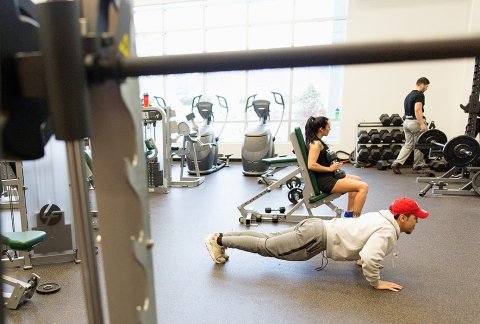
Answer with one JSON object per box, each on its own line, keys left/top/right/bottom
{"left": 390, "top": 197, "right": 429, "bottom": 219}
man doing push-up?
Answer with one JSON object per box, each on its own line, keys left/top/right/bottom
{"left": 205, "top": 197, "right": 429, "bottom": 292}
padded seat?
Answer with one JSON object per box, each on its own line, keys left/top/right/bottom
{"left": 1, "top": 231, "right": 46, "bottom": 251}
{"left": 261, "top": 156, "right": 297, "bottom": 165}
{"left": 293, "top": 127, "right": 331, "bottom": 203}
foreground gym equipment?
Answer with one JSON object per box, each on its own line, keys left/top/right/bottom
{"left": 2, "top": 230, "right": 46, "bottom": 309}
{"left": 2, "top": 0, "right": 480, "bottom": 321}
{"left": 2, "top": 273, "right": 40, "bottom": 310}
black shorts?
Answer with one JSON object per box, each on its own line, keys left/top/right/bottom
{"left": 314, "top": 172, "right": 338, "bottom": 193}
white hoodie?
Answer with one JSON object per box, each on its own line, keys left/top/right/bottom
{"left": 323, "top": 210, "right": 400, "bottom": 287}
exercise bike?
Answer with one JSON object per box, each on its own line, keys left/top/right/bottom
{"left": 242, "top": 91, "right": 285, "bottom": 176}
{"left": 187, "top": 95, "right": 231, "bottom": 175}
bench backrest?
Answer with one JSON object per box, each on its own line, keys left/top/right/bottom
{"left": 291, "top": 127, "right": 321, "bottom": 196}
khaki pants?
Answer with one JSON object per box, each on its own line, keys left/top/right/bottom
{"left": 393, "top": 119, "right": 425, "bottom": 168}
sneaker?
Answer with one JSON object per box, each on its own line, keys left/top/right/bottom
{"left": 205, "top": 234, "right": 226, "bottom": 264}
{"left": 343, "top": 211, "right": 354, "bottom": 218}
{"left": 412, "top": 168, "right": 430, "bottom": 175}
{"left": 391, "top": 163, "right": 401, "bottom": 174}
{"left": 412, "top": 165, "right": 430, "bottom": 174}
{"left": 221, "top": 246, "right": 229, "bottom": 261}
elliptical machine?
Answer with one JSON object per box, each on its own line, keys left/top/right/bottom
{"left": 242, "top": 91, "right": 285, "bottom": 175}
{"left": 186, "top": 95, "right": 230, "bottom": 175}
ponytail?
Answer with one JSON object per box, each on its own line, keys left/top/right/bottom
{"left": 305, "top": 116, "right": 329, "bottom": 148}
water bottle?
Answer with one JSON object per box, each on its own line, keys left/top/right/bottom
{"left": 335, "top": 107, "right": 340, "bottom": 120}
{"left": 143, "top": 93, "right": 149, "bottom": 108}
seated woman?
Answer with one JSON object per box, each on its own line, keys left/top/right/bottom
{"left": 305, "top": 116, "right": 368, "bottom": 217}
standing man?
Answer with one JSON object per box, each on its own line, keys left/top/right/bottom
{"left": 392, "top": 77, "right": 430, "bottom": 174}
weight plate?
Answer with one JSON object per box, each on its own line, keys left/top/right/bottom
{"left": 286, "top": 176, "right": 302, "bottom": 189}
{"left": 291, "top": 176, "right": 301, "bottom": 188}
{"left": 472, "top": 172, "right": 480, "bottom": 196}
{"left": 36, "top": 283, "right": 61, "bottom": 294}
{"left": 416, "top": 129, "right": 448, "bottom": 155}
{"left": 443, "top": 135, "right": 480, "bottom": 167}
{"left": 287, "top": 188, "right": 303, "bottom": 204}
{"left": 286, "top": 178, "right": 294, "bottom": 189}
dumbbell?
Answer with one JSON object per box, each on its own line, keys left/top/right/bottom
{"left": 435, "top": 161, "right": 449, "bottom": 172}
{"left": 390, "top": 129, "right": 404, "bottom": 143}
{"left": 357, "top": 130, "right": 369, "bottom": 144}
{"left": 391, "top": 113, "right": 403, "bottom": 126}
{"left": 379, "top": 129, "right": 393, "bottom": 143}
{"left": 370, "top": 145, "right": 382, "bottom": 161}
{"left": 286, "top": 176, "right": 301, "bottom": 189}
{"left": 381, "top": 147, "right": 394, "bottom": 160}
{"left": 326, "top": 149, "right": 346, "bottom": 179}
{"left": 429, "top": 159, "right": 449, "bottom": 172}
{"left": 376, "top": 160, "right": 391, "bottom": 170}
{"left": 287, "top": 188, "right": 303, "bottom": 204}
{"left": 265, "top": 207, "right": 286, "bottom": 214}
{"left": 379, "top": 114, "right": 392, "bottom": 126}
{"left": 391, "top": 144, "right": 402, "bottom": 157}
{"left": 357, "top": 145, "right": 370, "bottom": 161}
{"left": 368, "top": 129, "right": 381, "bottom": 144}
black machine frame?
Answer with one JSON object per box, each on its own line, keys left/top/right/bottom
{"left": 416, "top": 57, "right": 480, "bottom": 196}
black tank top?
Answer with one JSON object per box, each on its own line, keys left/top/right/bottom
{"left": 316, "top": 140, "right": 330, "bottom": 167}
{"left": 311, "top": 139, "right": 338, "bottom": 193}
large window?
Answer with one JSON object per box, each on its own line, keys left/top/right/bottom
{"left": 134, "top": 0, "right": 348, "bottom": 144}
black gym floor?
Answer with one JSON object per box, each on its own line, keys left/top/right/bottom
{"left": 3, "top": 162, "right": 480, "bottom": 324}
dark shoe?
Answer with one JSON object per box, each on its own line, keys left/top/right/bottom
{"left": 392, "top": 163, "right": 401, "bottom": 174}
{"left": 412, "top": 166, "right": 429, "bottom": 175}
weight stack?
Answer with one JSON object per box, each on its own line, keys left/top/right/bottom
{"left": 147, "top": 161, "right": 163, "bottom": 187}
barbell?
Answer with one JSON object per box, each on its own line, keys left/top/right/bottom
{"left": 416, "top": 129, "right": 480, "bottom": 167}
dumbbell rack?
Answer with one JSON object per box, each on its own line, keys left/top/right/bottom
{"left": 355, "top": 122, "right": 407, "bottom": 166}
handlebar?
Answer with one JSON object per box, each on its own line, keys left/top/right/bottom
{"left": 271, "top": 91, "right": 285, "bottom": 107}
{"left": 216, "top": 95, "right": 228, "bottom": 109}
{"left": 153, "top": 96, "right": 166, "bottom": 107}
{"left": 245, "top": 94, "right": 257, "bottom": 111}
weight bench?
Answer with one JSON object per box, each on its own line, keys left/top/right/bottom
{"left": 257, "top": 155, "right": 299, "bottom": 185}
{"left": 238, "top": 127, "right": 342, "bottom": 226}
{"left": 2, "top": 230, "right": 46, "bottom": 309}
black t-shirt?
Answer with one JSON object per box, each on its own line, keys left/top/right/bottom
{"left": 404, "top": 90, "right": 425, "bottom": 118}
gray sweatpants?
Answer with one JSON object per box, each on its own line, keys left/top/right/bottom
{"left": 221, "top": 218, "right": 327, "bottom": 261}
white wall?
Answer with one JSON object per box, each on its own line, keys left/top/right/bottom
{"left": 340, "top": 0, "right": 480, "bottom": 152}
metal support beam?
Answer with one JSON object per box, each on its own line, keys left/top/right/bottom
{"left": 92, "top": 35, "right": 480, "bottom": 78}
